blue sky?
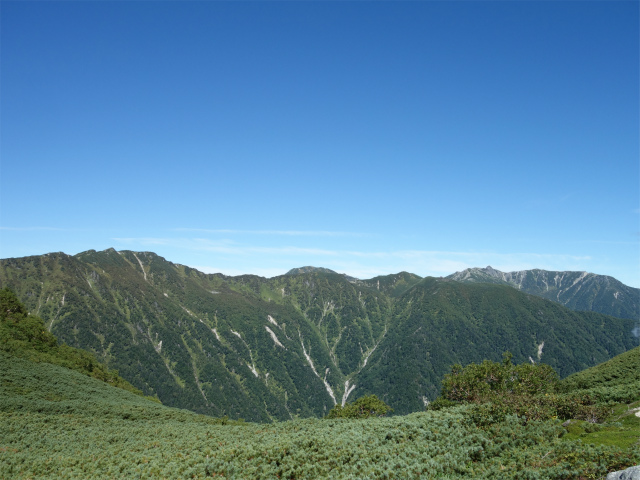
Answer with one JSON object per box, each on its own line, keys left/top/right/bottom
{"left": 1, "top": 1, "right": 639, "bottom": 287}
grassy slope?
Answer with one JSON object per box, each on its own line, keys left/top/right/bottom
{"left": 561, "top": 346, "right": 640, "bottom": 391}
{"left": 562, "top": 399, "right": 640, "bottom": 450}
{"left": 2, "top": 351, "right": 639, "bottom": 479}
{"left": 0, "top": 287, "right": 147, "bottom": 398}
{"left": 559, "top": 346, "right": 640, "bottom": 450}
{"left": 555, "top": 346, "right": 640, "bottom": 407}
{"left": 0, "top": 352, "right": 193, "bottom": 420}
{"left": 356, "top": 278, "right": 637, "bottom": 414}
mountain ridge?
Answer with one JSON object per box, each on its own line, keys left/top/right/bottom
{"left": 0, "top": 249, "right": 637, "bottom": 421}
{"left": 447, "top": 266, "right": 639, "bottom": 321}
{"left": 285, "top": 266, "right": 360, "bottom": 284}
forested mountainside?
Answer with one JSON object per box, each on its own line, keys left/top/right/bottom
{"left": 3, "top": 347, "right": 639, "bottom": 479}
{"left": 560, "top": 345, "right": 640, "bottom": 392}
{"left": 353, "top": 278, "right": 637, "bottom": 413}
{"left": 0, "top": 287, "right": 144, "bottom": 398}
{"left": 0, "top": 249, "right": 637, "bottom": 421}
{"left": 447, "top": 266, "right": 639, "bottom": 321}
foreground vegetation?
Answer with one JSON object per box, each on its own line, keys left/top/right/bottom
{"left": 1, "top": 289, "right": 638, "bottom": 478}
{"left": 0, "top": 288, "right": 146, "bottom": 398}
{"left": 428, "top": 350, "right": 640, "bottom": 470}
{"left": 2, "top": 349, "right": 639, "bottom": 479}
{"left": 430, "top": 352, "right": 640, "bottom": 424}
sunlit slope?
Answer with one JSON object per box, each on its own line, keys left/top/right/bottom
{"left": 0, "top": 250, "right": 636, "bottom": 420}
{"left": 355, "top": 278, "right": 637, "bottom": 414}
{"left": 0, "top": 251, "right": 394, "bottom": 420}
{"left": 560, "top": 345, "right": 640, "bottom": 393}
{"left": 0, "top": 287, "right": 146, "bottom": 398}
{"left": 1, "top": 352, "right": 187, "bottom": 419}
{"left": 2, "top": 351, "right": 639, "bottom": 479}
{"left": 448, "top": 267, "right": 640, "bottom": 320}
{"left": 359, "top": 271, "right": 424, "bottom": 297}
{"left": 262, "top": 269, "right": 395, "bottom": 375}
{"left": 0, "top": 251, "right": 331, "bottom": 420}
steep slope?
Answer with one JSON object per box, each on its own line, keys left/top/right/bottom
{"left": 560, "top": 345, "right": 640, "bottom": 391}
{"left": 353, "top": 278, "right": 637, "bottom": 415}
{"left": 0, "top": 287, "right": 144, "bottom": 398}
{"left": 0, "top": 250, "right": 339, "bottom": 421}
{"left": 261, "top": 270, "right": 394, "bottom": 404}
{"left": 448, "top": 266, "right": 639, "bottom": 320}
{"left": 0, "top": 251, "right": 398, "bottom": 421}
{"left": 359, "top": 272, "right": 423, "bottom": 297}
{"left": 1, "top": 250, "right": 636, "bottom": 420}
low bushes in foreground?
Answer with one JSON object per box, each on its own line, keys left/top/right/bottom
{"left": 0, "top": 288, "right": 147, "bottom": 398}
{"left": 2, "top": 335, "right": 638, "bottom": 479}
{"left": 430, "top": 352, "right": 623, "bottom": 424}
{"left": 326, "top": 394, "right": 392, "bottom": 419}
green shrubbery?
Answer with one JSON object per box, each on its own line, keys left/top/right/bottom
{"left": 440, "top": 352, "right": 559, "bottom": 401}
{"left": 0, "top": 288, "right": 147, "bottom": 397}
{"left": 430, "top": 352, "right": 618, "bottom": 424}
{"left": 559, "top": 346, "right": 640, "bottom": 392}
{"left": 2, "top": 282, "right": 638, "bottom": 480}
{"left": 325, "top": 394, "right": 392, "bottom": 419}
{"left": 2, "top": 344, "right": 639, "bottom": 479}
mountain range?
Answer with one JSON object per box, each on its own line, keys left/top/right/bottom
{"left": 0, "top": 249, "right": 637, "bottom": 421}
{"left": 447, "top": 266, "right": 639, "bottom": 321}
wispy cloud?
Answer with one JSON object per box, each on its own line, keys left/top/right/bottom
{"left": 572, "top": 239, "right": 638, "bottom": 245}
{"left": 113, "top": 237, "right": 338, "bottom": 256}
{"left": 113, "top": 236, "right": 594, "bottom": 279}
{"left": 172, "top": 228, "right": 366, "bottom": 237}
{"left": 0, "top": 226, "right": 68, "bottom": 231}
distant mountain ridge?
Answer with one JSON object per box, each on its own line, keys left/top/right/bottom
{"left": 285, "top": 266, "right": 360, "bottom": 283}
{"left": 447, "top": 266, "right": 639, "bottom": 321}
{"left": 286, "top": 266, "right": 338, "bottom": 276}
{"left": 0, "top": 249, "right": 637, "bottom": 421}
{"left": 285, "top": 265, "right": 639, "bottom": 320}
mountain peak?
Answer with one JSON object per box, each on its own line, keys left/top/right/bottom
{"left": 483, "top": 265, "right": 501, "bottom": 275}
{"left": 447, "top": 266, "right": 506, "bottom": 283}
{"left": 285, "top": 266, "right": 339, "bottom": 276}
{"left": 285, "top": 266, "right": 361, "bottom": 283}
{"left": 446, "top": 266, "right": 638, "bottom": 320}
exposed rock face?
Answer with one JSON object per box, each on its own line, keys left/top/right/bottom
{"left": 607, "top": 465, "right": 640, "bottom": 480}
{"left": 447, "top": 266, "right": 640, "bottom": 320}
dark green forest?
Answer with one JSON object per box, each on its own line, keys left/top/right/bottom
{"left": 0, "top": 249, "right": 637, "bottom": 421}
{"left": 1, "top": 335, "right": 638, "bottom": 478}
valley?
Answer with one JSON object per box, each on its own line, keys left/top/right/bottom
{"left": 0, "top": 249, "right": 637, "bottom": 421}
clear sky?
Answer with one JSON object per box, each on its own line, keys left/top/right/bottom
{"left": 1, "top": 1, "right": 639, "bottom": 287}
